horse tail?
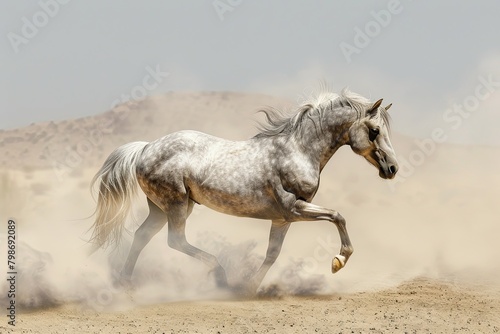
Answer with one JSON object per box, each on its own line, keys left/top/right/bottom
{"left": 89, "top": 141, "right": 148, "bottom": 250}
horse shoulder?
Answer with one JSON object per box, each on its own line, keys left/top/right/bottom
{"left": 276, "top": 155, "right": 320, "bottom": 201}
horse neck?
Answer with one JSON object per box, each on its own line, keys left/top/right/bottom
{"left": 295, "top": 107, "right": 356, "bottom": 171}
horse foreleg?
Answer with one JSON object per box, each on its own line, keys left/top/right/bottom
{"left": 250, "top": 220, "right": 290, "bottom": 292}
{"left": 292, "top": 200, "right": 354, "bottom": 273}
{"left": 120, "top": 198, "right": 167, "bottom": 283}
{"left": 166, "top": 203, "right": 228, "bottom": 288}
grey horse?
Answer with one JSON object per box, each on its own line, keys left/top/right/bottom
{"left": 90, "top": 88, "right": 398, "bottom": 292}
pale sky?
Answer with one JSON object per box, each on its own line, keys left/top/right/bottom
{"left": 1, "top": 1, "right": 500, "bottom": 145}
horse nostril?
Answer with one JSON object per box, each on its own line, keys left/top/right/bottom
{"left": 389, "top": 165, "right": 398, "bottom": 174}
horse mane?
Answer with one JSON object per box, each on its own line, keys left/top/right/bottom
{"left": 254, "top": 88, "right": 391, "bottom": 138}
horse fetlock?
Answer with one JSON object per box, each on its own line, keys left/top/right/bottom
{"left": 209, "top": 266, "right": 228, "bottom": 288}
{"left": 113, "top": 272, "right": 133, "bottom": 290}
{"left": 342, "top": 245, "right": 354, "bottom": 258}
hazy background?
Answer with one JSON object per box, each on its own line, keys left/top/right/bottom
{"left": 1, "top": 1, "right": 500, "bottom": 146}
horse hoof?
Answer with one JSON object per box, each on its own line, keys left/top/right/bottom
{"left": 229, "top": 283, "right": 257, "bottom": 297}
{"left": 332, "top": 255, "right": 346, "bottom": 273}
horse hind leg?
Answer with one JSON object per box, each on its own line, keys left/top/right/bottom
{"left": 120, "top": 198, "right": 168, "bottom": 283}
{"left": 166, "top": 200, "right": 228, "bottom": 289}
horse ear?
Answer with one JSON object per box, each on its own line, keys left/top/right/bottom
{"left": 385, "top": 103, "right": 392, "bottom": 111}
{"left": 367, "top": 98, "right": 383, "bottom": 117}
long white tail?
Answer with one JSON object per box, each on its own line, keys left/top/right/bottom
{"left": 90, "top": 141, "right": 148, "bottom": 249}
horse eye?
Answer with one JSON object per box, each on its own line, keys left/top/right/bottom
{"left": 369, "top": 128, "right": 379, "bottom": 141}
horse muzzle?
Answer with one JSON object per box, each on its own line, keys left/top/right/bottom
{"left": 373, "top": 150, "right": 398, "bottom": 179}
{"left": 379, "top": 164, "right": 398, "bottom": 179}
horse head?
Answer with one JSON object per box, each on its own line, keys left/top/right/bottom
{"left": 348, "top": 99, "right": 398, "bottom": 179}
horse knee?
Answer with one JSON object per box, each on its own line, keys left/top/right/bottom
{"left": 332, "top": 211, "right": 346, "bottom": 227}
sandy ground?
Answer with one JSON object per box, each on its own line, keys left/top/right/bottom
{"left": 3, "top": 278, "right": 498, "bottom": 334}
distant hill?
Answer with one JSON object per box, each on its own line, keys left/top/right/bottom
{"left": 0, "top": 91, "right": 292, "bottom": 170}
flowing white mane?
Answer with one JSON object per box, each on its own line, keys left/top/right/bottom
{"left": 255, "top": 88, "right": 390, "bottom": 138}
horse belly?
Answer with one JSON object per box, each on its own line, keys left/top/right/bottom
{"left": 188, "top": 182, "right": 281, "bottom": 220}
